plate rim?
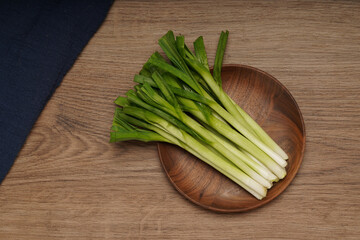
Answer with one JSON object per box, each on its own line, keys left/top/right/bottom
{"left": 157, "top": 64, "right": 306, "bottom": 212}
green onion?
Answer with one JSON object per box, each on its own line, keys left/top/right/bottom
{"left": 110, "top": 30, "right": 288, "bottom": 200}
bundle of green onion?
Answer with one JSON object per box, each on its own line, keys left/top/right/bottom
{"left": 110, "top": 31, "right": 288, "bottom": 200}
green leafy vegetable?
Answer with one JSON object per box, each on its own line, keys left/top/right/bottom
{"left": 110, "top": 31, "right": 288, "bottom": 200}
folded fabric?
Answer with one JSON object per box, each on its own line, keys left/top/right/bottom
{"left": 0, "top": 0, "right": 113, "bottom": 183}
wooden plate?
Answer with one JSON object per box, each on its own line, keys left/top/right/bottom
{"left": 157, "top": 64, "right": 306, "bottom": 212}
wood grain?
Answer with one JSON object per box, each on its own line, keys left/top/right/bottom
{"left": 1, "top": 0, "right": 360, "bottom": 239}
{"left": 159, "top": 64, "right": 306, "bottom": 212}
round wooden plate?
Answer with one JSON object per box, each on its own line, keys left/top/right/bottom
{"left": 157, "top": 64, "right": 306, "bottom": 212}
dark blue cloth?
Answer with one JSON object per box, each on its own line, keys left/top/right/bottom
{"left": 0, "top": 0, "right": 113, "bottom": 183}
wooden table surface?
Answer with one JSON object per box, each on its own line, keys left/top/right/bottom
{"left": 1, "top": 0, "right": 359, "bottom": 239}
